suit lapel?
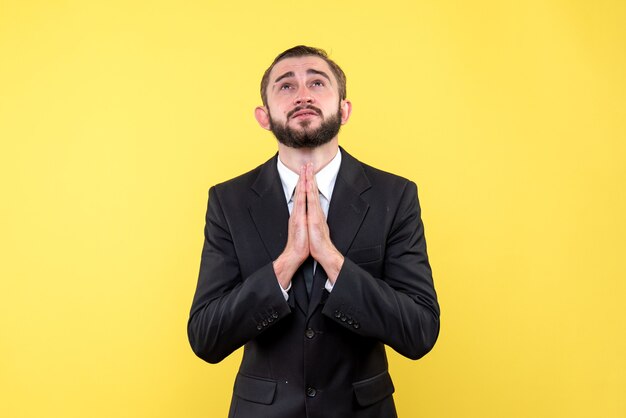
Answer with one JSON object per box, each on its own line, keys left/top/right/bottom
{"left": 307, "top": 148, "right": 371, "bottom": 317}
{"left": 248, "top": 156, "right": 289, "bottom": 261}
{"left": 248, "top": 155, "right": 309, "bottom": 315}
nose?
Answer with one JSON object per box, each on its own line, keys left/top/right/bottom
{"left": 294, "top": 85, "right": 314, "bottom": 106}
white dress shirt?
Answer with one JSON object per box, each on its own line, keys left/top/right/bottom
{"left": 276, "top": 149, "right": 342, "bottom": 300}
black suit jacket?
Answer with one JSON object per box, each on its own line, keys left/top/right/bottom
{"left": 188, "top": 148, "right": 440, "bottom": 418}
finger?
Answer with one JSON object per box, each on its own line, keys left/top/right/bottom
{"left": 293, "top": 165, "right": 307, "bottom": 217}
{"left": 305, "top": 163, "right": 316, "bottom": 203}
{"left": 306, "top": 163, "right": 316, "bottom": 191}
{"left": 305, "top": 163, "right": 323, "bottom": 217}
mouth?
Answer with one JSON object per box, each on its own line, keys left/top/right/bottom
{"left": 289, "top": 107, "right": 322, "bottom": 120}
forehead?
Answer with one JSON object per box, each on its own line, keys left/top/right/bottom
{"left": 269, "top": 56, "right": 337, "bottom": 84}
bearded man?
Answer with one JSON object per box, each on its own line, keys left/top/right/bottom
{"left": 188, "top": 45, "right": 440, "bottom": 418}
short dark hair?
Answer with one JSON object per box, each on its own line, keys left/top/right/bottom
{"left": 260, "top": 45, "right": 347, "bottom": 107}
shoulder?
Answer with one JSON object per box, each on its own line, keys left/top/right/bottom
{"left": 210, "top": 154, "right": 278, "bottom": 195}
{"left": 340, "top": 147, "right": 415, "bottom": 192}
{"left": 361, "top": 161, "right": 418, "bottom": 208}
{"left": 361, "top": 161, "right": 414, "bottom": 188}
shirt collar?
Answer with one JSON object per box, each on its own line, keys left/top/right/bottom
{"left": 276, "top": 149, "right": 342, "bottom": 203}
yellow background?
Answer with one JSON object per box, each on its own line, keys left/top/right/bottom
{"left": 1, "top": 1, "right": 625, "bottom": 417}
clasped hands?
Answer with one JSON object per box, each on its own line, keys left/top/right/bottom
{"left": 273, "top": 163, "right": 344, "bottom": 290}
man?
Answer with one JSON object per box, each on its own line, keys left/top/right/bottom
{"left": 188, "top": 45, "right": 440, "bottom": 418}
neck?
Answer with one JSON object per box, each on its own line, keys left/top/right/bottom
{"left": 277, "top": 138, "right": 339, "bottom": 174}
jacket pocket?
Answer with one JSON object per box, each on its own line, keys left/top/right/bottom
{"left": 352, "top": 370, "right": 395, "bottom": 407}
{"left": 233, "top": 373, "right": 277, "bottom": 405}
{"left": 347, "top": 245, "right": 382, "bottom": 265}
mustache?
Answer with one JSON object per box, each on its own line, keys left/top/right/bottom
{"left": 287, "top": 105, "right": 323, "bottom": 119}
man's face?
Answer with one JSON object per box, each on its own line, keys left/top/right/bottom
{"left": 258, "top": 56, "right": 350, "bottom": 149}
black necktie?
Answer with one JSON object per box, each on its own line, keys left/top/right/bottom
{"left": 302, "top": 256, "right": 314, "bottom": 297}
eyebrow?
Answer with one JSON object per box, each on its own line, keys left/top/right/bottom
{"left": 307, "top": 69, "right": 332, "bottom": 83}
{"left": 273, "top": 69, "right": 333, "bottom": 85}
{"left": 274, "top": 71, "right": 294, "bottom": 84}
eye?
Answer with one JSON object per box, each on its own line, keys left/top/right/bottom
{"left": 279, "top": 83, "right": 293, "bottom": 91}
{"left": 310, "top": 80, "right": 325, "bottom": 87}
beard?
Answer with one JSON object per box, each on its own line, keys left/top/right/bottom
{"left": 269, "top": 105, "right": 342, "bottom": 149}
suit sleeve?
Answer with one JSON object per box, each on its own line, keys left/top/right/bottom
{"left": 187, "top": 186, "right": 291, "bottom": 364}
{"left": 322, "top": 181, "right": 440, "bottom": 360}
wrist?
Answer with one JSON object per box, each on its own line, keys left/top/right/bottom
{"left": 273, "top": 250, "right": 306, "bottom": 288}
{"left": 319, "top": 250, "right": 344, "bottom": 284}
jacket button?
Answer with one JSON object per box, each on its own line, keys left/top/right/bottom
{"left": 262, "top": 320, "right": 268, "bottom": 327}
{"left": 256, "top": 324, "right": 262, "bottom": 330}
{"left": 347, "top": 317, "right": 354, "bottom": 325}
{"left": 305, "top": 328, "right": 315, "bottom": 339}
{"left": 340, "top": 315, "right": 347, "bottom": 322}
{"left": 272, "top": 312, "right": 279, "bottom": 319}
{"left": 306, "top": 387, "right": 317, "bottom": 397}
{"left": 334, "top": 310, "right": 341, "bottom": 318}
{"left": 353, "top": 322, "right": 360, "bottom": 329}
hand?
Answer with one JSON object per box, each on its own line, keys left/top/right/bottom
{"left": 305, "top": 163, "right": 344, "bottom": 283}
{"left": 273, "top": 166, "right": 309, "bottom": 288}
{"left": 273, "top": 163, "right": 345, "bottom": 288}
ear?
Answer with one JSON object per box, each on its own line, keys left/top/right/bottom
{"left": 340, "top": 100, "right": 352, "bottom": 125}
{"left": 255, "top": 106, "right": 271, "bottom": 130}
